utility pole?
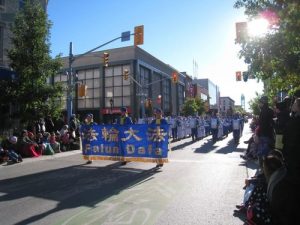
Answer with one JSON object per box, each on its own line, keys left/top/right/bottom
{"left": 67, "top": 25, "right": 144, "bottom": 123}
{"left": 65, "top": 28, "right": 138, "bottom": 123}
{"left": 67, "top": 42, "right": 74, "bottom": 124}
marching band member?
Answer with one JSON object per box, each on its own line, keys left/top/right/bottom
{"left": 190, "top": 115, "right": 198, "bottom": 141}
{"left": 83, "top": 113, "right": 97, "bottom": 164}
{"left": 151, "top": 108, "right": 168, "bottom": 168}
{"left": 170, "top": 115, "right": 178, "bottom": 142}
{"left": 116, "top": 107, "right": 133, "bottom": 125}
{"left": 116, "top": 107, "right": 133, "bottom": 165}
{"left": 210, "top": 111, "right": 219, "bottom": 143}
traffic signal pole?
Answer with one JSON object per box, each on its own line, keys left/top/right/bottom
{"left": 67, "top": 42, "right": 74, "bottom": 124}
{"left": 66, "top": 26, "right": 143, "bottom": 123}
{"left": 66, "top": 34, "right": 132, "bottom": 124}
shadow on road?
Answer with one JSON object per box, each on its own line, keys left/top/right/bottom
{"left": 193, "top": 136, "right": 247, "bottom": 154}
{"left": 193, "top": 139, "right": 217, "bottom": 153}
{"left": 215, "top": 139, "right": 245, "bottom": 154}
{"left": 0, "top": 162, "right": 160, "bottom": 225}
{"left": 171, "top": 139, "right": 194, "bottom": 151}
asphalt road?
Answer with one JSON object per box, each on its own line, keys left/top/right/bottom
{"left": 0, "top": 126, "right": 257, "bottom": 225}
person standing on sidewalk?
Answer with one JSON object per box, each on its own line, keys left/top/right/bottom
{"left": 282, "top": 97, "right": 300, "bottom": 179}
{"left": 69, "top": 114, "right": 79, "bottom": 138}
{"left": 257, "top": 96, "right": 275, "bottom": 172}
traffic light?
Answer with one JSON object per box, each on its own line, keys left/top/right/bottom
{"left": 103, "top": 52, "right": 109, "bottom": 67}
{"left": 243, "top": 71, "right": 248, "bottom": 82}
{"left": 172, "top": 72, "right": 178, "bottom": 83}
{"left": 134, "top": 25, "right": 144, "bottom": 46}
{"left": 157, "top": 95, "right": 162, "bottom": 104}
{"left": 236, "top": 71, "right": 242, "bottom": 81}
{"left": 123, "top": 69, "right": 129, "bottom": 80}
{"left": 78, "top": 84, "right": 87, "bottom": 97}
{"left": 235, "top": 22, "right": 248, "bottom": 43}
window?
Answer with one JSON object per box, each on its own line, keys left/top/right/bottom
{"left": 178, "top": 85, "right": 184, "bottom": 110}
{"left": 53, "top": 73, "right": 67, "bottom": 108}
{"left": 73, "top": 68, "right": 101, "bottom": 109}
{"left": 0, "top": 25, "right": 3, "bottom": 65}
{"left": 139, "top": 66, "right": 150, "bottom": 97}
{"left": 163, "top": 79, "right": 171, "bottom": 112}
{"left": 104, "top": 64, "right": 131, "bottom": 108}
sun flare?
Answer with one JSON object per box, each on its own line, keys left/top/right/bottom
{"left": 247, "top": 18, "right": 269, "bottom": 37}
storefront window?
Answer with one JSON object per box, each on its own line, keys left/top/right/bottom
{"left": 76, "top": 68, "right": 101, "bottom": 109}
{"left": 163, "top": 79, "right": 170, "bottom": 112}
{"left": 104, "top": 64, "right": 131, "bottom": 108}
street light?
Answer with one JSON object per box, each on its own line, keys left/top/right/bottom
{"left": 109, "top": 98, "right": 114, "bottom": 124}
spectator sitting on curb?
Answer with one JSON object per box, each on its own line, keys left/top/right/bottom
{"left": 18, "top": 130, "right": 42, "bottom": 157}
{"left": 0, "top": 136, "right": 23, "bottom": 164}
{"left": 49, "top": 132, "right": 61, "bottom": 153}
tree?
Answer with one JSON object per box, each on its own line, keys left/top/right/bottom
{"left": 248, "top": 93, "right": 263, "bottom": 116}
{"left": 234, "top": 105, "right": 247, "bottom": 115}
{"left": 181, "top": 97, "right": 206, "bottom": 116}
{"left": 6, "top": 0, "right": 63, "bottom": 125}
{"left": 234, "top": 0, "right": 300, "bottom": 99}
{"left": 194, "top": 97, "right": 206, "bottom": 115}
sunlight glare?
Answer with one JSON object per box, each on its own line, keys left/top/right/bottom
{"left": 248, "top": 18, "right": 269, "bottom": 37}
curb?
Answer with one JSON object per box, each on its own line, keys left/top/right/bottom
{"left": 1, "top": 149, "right": 82, "bottom": 167}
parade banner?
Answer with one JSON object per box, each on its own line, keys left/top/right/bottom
{"left": 81, "top": 124, "right": 169, "bottom": 163}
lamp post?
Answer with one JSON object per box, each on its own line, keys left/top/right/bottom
{"left": 67, "top": 42, "right": 74, "bottom": 124}
{"left": 109, "top": 98, "right": 114, "bottom": 124}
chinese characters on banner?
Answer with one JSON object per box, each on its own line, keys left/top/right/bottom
{"left": 81, "top": 124, "right": 169, "bottom": 163}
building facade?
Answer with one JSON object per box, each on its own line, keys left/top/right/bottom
{"left": 55, "top": 46, "right": 185, "bottom": 123}
{"left": 194, "top": 78, "right": 220, "bottom": 112}
{"left": 219, "top": 96, "right": 235, "bottom": 116}
{"left": 0, "top": 0, "right": 48, "bottom": 68}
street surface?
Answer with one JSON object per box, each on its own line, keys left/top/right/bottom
{"left": 0, "top": 126, "right": 257, "bottom": 225}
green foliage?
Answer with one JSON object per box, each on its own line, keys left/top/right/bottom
{"left": 234, "top": 0, "right": 300, "bottom": 96}
{"left": 181, "top": 97, "right": 206, "bottom": 116}
{"left": 4, "top": 0, "right": 63, "bottom": 125}
{"left": 195, "top": 97, "right": 206, "bottom": 115}
{"left": 248, "top": 93, "right": 263, "bottom": 116}
{"left": 234, "top": 105, "right": 247, "bottom": 115}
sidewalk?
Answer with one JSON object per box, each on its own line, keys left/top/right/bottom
{"left": 1, "top": 149, "right": 82, "bottom": 167}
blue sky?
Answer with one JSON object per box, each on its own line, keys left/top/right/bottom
{"left": 47, "top": 0, "right": 263, "bottom": 110}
